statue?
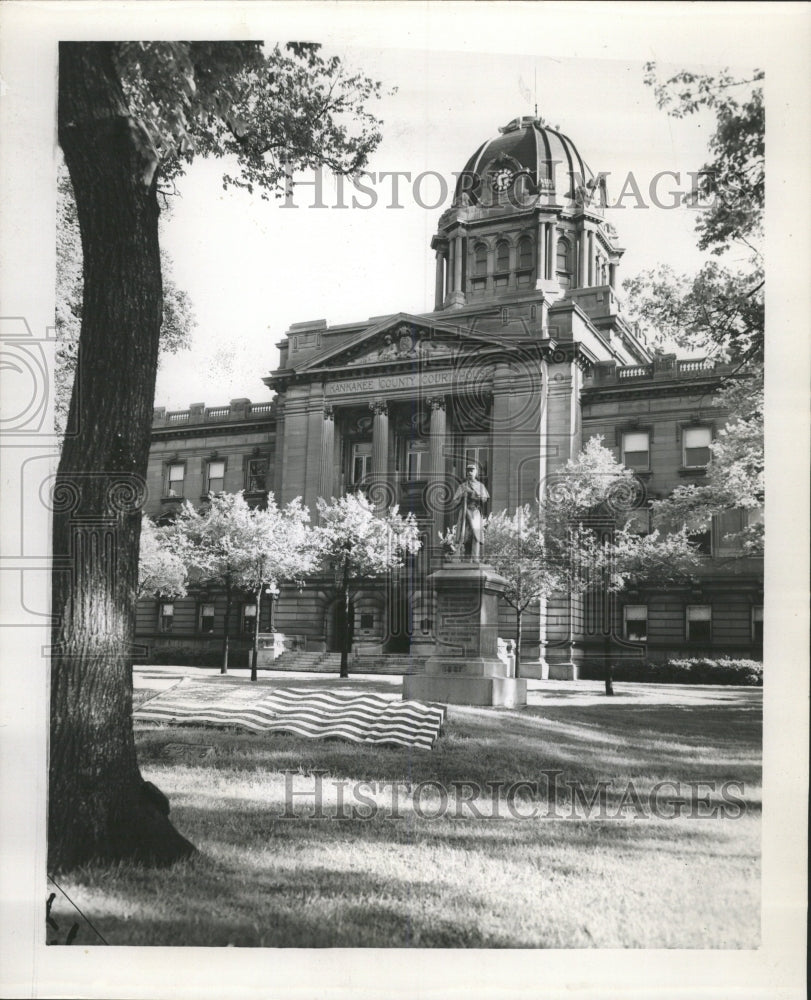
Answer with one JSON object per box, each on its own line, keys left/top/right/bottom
{"left": 452, "top": 462, "right": 489, "bottom": 560}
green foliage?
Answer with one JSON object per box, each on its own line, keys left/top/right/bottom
{"left": 115, "top": 41, "right": 389, "bottom": 194}
{"left": 581, "top": 657, "right": 762, "bottom": 686}
{"left": 643, "top": 63, "right": 764, "bottom": 254}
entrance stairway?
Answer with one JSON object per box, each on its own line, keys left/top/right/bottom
{"left": 260, "top": 651, "right": 427, "bottom": 676}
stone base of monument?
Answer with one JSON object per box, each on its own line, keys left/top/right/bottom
{"left": 402, "top": 561, "right": 527, "bottom": 708}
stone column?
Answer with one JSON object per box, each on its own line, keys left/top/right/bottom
{"left": 370, "top": 400, "right": 389, "bottom": 479}
{"left": 609, "top": 262, "right": 617, "bottom": 289}
{"left": 547, "top": 222, "right": 556, "bottom": 280}
{"left": 579, "top": 227, "right": 588, "bottom": 287}
{"left": 319, "top": 403, "right": 335, "bottom": 499}
{"left": 434, "top": 251, "right": 445, "bottom": 310}
{"left": 453, "top": 235, "right": 463, "bottom": 293}
{"left": 447, "top": 240, "right": 456, "bottom": 293}
{"left": 427, "top": 396, "right": 447, "bottom": 540}
{"left": 587, "top": 230, "right": 595, "bottom": 286}
{"left": 536, "top": 222, "right": 546, "bottom": 284}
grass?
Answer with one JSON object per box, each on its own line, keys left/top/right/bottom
{"left": 55, "top": 672, "right": 761, "bottom": 948}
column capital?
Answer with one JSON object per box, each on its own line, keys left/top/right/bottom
{"left": 369, "top": 400, "right": 388, "bottom": 416}
{"left": 323, "top": 403, "right": 334, "bottom": 420}
{"left": 426, "top": 396, "right": 446, "bottom": 412}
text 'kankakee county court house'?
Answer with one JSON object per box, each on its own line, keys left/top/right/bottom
{"left": 138, "top": 116, "right": 763, "bottom": 675}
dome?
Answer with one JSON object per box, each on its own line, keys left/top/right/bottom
{"left": 455, "top": 115, "right": 599, "bottom": 207}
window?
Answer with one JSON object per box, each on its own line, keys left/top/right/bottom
{"left": 495, "top": 240, "right": 510, "bottom": 273}
{"left": 207, "top": 460, "right": 225, "bottom": 494}
{"left": 242, "top": 603, "right": 257, "bottom": 636}
{"left": 246, "top": 458, "right": 267, "bottom": 492}
{"left": 623, "top": 605, "right": 648, "bottom": 642}
{"left": 166, "top": 463, "right": 185, "bottom": 497}
{"left": 752, "top": 606, "right": 763, "bottom": 645}
{"left": 406, "top": 440, "right": 429, "bottom": 480}
{"left": 473, "top": 243, "right": 488, "bottom": 276}
{"left": 683, "top": 427, "right": 712, "bottom": 468}
{"left": 359, "top": 612, "right": 374, "bottom": 630}
{"left": 686, "top": 605, "right": 712, "bottom": 642}
{"left": 517, "top": 236, "right": 534, "bottom": 271}
{"left": 159, "top": 602, "right": 174, "bottom": 633}
{"left": 712, "top": 508, "right": 746, "bottom": 555}
{"left": 464, "top": 443, "right": 489, "bottom": 483}
{"left": 621, "top": 431, "right": 650, "bottom": 471}
{"left": 199, "top": 603, "right": 215, "bottom": 634}
{"left": 556, "top": 238, "right": 571, "bottom": 288}
{"left": 351, "top": 442, "right": 372, "bottom": 485}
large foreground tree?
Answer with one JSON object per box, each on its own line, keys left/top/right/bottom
{"left": 50, "top": 41, "right": 386, "bottom": 869}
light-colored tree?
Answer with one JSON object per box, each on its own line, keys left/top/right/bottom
{"left": 313, "top": 493, "right": 421, "bottom": 678}
{"left": 137, "top": 516, "right": 188, "bottom": 600}
{"left": 236, "top": 497, "right": 318, "bottom": 681}
{"left": 482, "top": 438, "right": 698, "bottom": 686}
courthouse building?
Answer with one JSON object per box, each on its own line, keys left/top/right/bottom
{"left": 138, "top": 116, "right": 763, "bottom": 674}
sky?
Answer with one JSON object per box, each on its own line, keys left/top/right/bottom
{"left": 155, "top": 45, "right": 734, "bottom": 409}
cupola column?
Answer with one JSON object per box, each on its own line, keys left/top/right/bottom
{"left": 453, "top": 235, "right": 464, "bottom": 292}
{"left": 547, "top": 222, "right": 556, "bottom": 281}
{"left": 578, "top": 226, "right": 589, "bottom": 287}
{"left": 434, "top": 251, "right": 445, "bottom": 310}
{"left": 536, "top": 223, "right": 547, "bottom": 282}
{"left": 609, "top": 262, "right": 617, "bottom": 289}
{"left": 587, "top": 230, "right": 595, "bottom": 286}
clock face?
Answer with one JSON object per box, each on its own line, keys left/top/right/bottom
{"left": 491, "top": 168, "right": 514, "bottom": 192}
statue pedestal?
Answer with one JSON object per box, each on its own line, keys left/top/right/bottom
{"left": 402, "top": 561, "right": 527, "bottom": 708}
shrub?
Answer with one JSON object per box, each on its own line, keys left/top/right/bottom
{"left": 579, "top": 657, "right": 762, "bottom": 686}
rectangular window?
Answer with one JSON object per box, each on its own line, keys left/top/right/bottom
{"left": 683, "top": 427, "right": 712, "bottom": 468}
{"left": 712, "top": 508, "right": 746, "bottom": 555}
{"left": 199, "top": 603, "right": 215, "bottom": 634}
{"left": 359, "top": 612, "right": 374, "bottom": 630}
{"left": 246, "top": 458, "right": 267, "bottom": 492}
{"left": 242, "top": 603, "right": 257, "bottom": 636}
{"left": 621, "top": 431, "right": 650, "bottom": 471}
{"left": 166, "top": 463, "right": 185, "bottom": 497}
{"left": 464, "top": 444, "right": 489, "bottom": 483}
{"left": 352, "top": 443, "right": 372, "bottom": 485}
{"left": 686, "top": 604, "right": 712, "bottom": 642}
{"left": 623, "top": 605, "right": 648, "bottom": 642}
{"left": 752, "top": 606, "right": 763, "bottom": 645}
{"left": 406, "top": 441, "right": 428, "bottom": 480}
{"left": 207, "top": 460, "right": 225, "bottom": 494}
{"left": 159, "top": 602, "right": 174, "bottom": 633}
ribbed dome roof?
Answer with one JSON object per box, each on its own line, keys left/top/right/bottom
{"left": 455, "top": 116, "right": 596, "bottom": 205}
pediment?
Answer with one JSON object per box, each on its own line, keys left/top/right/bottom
{"left": 295, "top": 313, "right": 504, "bottom": 374}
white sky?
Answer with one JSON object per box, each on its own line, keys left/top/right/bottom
{"left": 156, "top": 46, "right": 734, "bottom": 408}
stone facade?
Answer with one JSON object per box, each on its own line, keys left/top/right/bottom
{"left": 137, "top": 116, "right": 763, "bottom": 671}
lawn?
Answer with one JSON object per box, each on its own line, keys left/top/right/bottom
{"left": 53, "top": 670, "right": 761, "bottom": 948}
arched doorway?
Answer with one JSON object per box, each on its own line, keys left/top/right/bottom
{"left": 325, "top": 596, "right": 354, "bottom": 654}
{"left": 384, "top": 587, "right": 411, "bottom": 653}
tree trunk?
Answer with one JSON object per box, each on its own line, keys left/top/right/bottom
{"left": 339, "top": 581, "right": 351, "bottom": 678}
{"left": 50, "top": 43, "right": 195, "bottom": 870}
{"left": 250, "top": 585, "right": 262, "bottom": 682}
{"left": 604, "top": 632, "right": 614, "bottom": 696}
{"left": 222, "top": 581, "right": 232, "bottom": 674}
{"left": 515, "top": 608, "right": 523, "bottom": 678}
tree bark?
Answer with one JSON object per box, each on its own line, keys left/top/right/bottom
{"left": 50, "top": 43, "right": 195, "bottom": 870}
{"left": 222, "top": 579, "right": 233, "bottom": 674}
{"left": 250, "top": 584, "right": 262, "bottom": 681}
{"left": 515, "top": 608, "right": 523, "bottom": 678}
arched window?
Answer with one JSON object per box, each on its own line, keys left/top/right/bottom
{"left": 495, "top": 240, "right": 510, "bottom": 273}
{"left": 517, "top": 236, "right": 533, "bottom": 271}
{"left": 556, "top": 238, "right": 571, "bottom": 288}
{"left": 473, "top": 242, "right": 488, "bottom": 276}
